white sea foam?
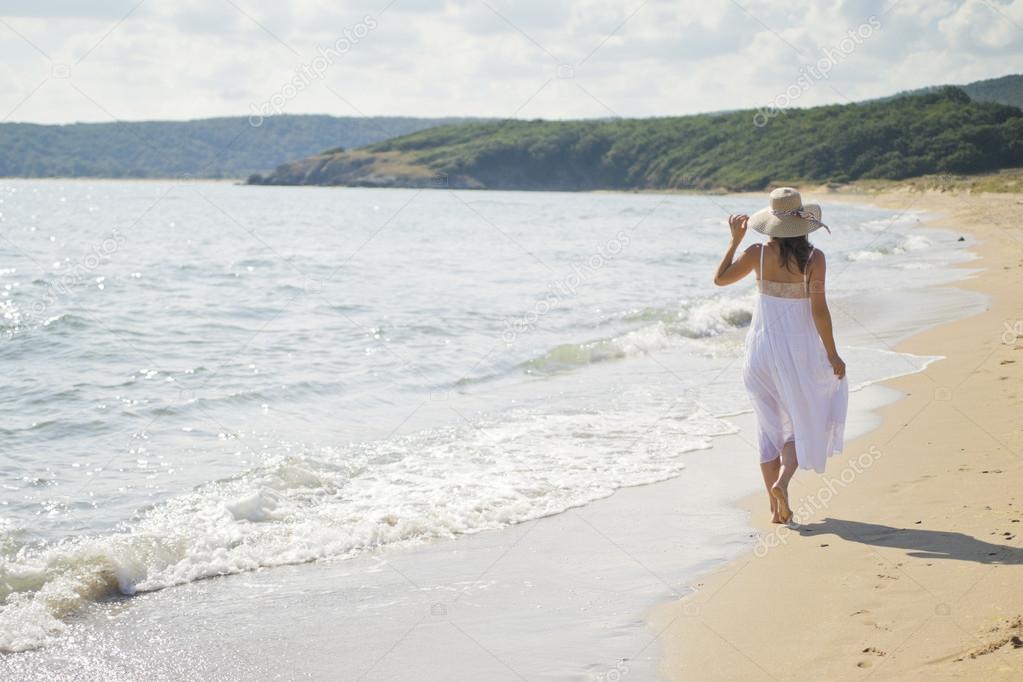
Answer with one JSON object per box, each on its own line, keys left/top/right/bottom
{"left": 846, "top": 234, "right": 932, "bottom": 262}
{"left": 0, "top": 404, "right": 718, "bottom": 652}
{"left": 896, "top": 234, "right": 932, "bottom": 252}
{"left": 857, "top": 211, "right": 922, "bottom": 234}
{"left": 847, "top": 249, "right": 885, "bottom": 261}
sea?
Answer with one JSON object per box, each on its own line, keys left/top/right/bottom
{"left": 0, "top": 180, "right": 983, "bottom": 679}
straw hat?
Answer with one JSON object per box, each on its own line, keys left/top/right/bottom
{"left": 748, "top": 187, "right": 830, "bottom": 238}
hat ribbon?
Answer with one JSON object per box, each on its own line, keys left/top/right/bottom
{"left": 771, "top": 207, "right": 831, "bottom": 233}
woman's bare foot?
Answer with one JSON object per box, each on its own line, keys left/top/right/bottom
{"left": 771, "top": 483, "right": 792, "bottom": 523}
{"left": 761, "top": 457, "right": 783, "bottom": 524}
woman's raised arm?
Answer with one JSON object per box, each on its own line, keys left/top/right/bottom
{"left": 714, "top": 214, "right": 757, "bottom": 286}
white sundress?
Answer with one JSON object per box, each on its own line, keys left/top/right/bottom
{"left": 742, "top": 243, "right": 849, "bottom": 473}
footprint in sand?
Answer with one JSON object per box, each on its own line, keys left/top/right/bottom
{"left": 849, "top": 609, "right": 891, "bottom": 632}
{"left": 856, "top": 647, "right": 887, "bottom": 668}
{"left": 874, "top": 573, "right": 899, "bottom": 588}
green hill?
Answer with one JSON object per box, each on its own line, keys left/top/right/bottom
{"left": 253, "top": 88, "right": 1023, "bottom": 192}
{"left": 0, "top": 115, "right": 477, "bottom": 179}
{"left": 893, "top": 73, "right": 1023, "bottom": 110}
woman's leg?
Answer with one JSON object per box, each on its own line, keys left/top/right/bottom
{"left": 771, "top": 441, "right": 798, "bottom": 522}
{"left": 760, "top": 456, "right": 782, "bottom": 523}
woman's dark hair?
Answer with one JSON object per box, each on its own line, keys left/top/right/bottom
{"left": 775, "top": 235, "right": 814, "bottom": 274}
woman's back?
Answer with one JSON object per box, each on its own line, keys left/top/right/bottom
{"left": 755, "top": 242, "right": 817, "bottom": 299}
{"left": 758, "top": 241, "right": 812, "bottom": 283}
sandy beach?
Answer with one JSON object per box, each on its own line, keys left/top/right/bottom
{"left": 651, "top": 188, "right": 1023, "bottom": 680}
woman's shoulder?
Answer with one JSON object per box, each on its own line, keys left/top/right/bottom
{"left": 807, "top": 246, "right": 827, "bottom": 275}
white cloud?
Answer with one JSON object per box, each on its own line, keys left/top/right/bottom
{"left": 939, "top": 0, "right": 1023, "bottom": 52}
{"left": 0, "top": 0, "right": 1021, "bottom": 124}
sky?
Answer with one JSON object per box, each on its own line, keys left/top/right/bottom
{"left": 1, "top": 0, "right": 1022, "bottom": 125}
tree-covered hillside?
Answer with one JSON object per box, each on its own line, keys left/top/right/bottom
{"left": 0, "top": 115, "right": 477, "bottom": 179}
{"left": 255, "top": 88, "right": 1023, "bottom": 192}
{"left": 893, "top": 73, "right": 1023, "bottom": 110}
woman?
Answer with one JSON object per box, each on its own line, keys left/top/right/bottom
{"left": 713, "top": 187, "right": 849, "bottom": 524}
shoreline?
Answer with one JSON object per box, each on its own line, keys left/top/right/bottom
{"left": 0, "top": 183, "right": 1007, "bottom": 678}
{"left": 650, "top": 190, "right": 1023, "bottom": 680}
{"left": 5, "top": 171, "right": 1021, "bottom": 196}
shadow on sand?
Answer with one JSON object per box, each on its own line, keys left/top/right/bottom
{"left": 797, "top": 517, "right": 1023, "bottom": 565}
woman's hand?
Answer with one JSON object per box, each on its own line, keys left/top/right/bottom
{"left": 728, "top": 214, "right": 748, "bottom": 245}
{"left": 828, "top": 353, "right": 846, "bottom": 379}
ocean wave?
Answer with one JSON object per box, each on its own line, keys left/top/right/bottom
{"left": 857, "top": 212, "right": 922, "bottom": 233}
{"left": 523, "top": 295, "right": 753, "bottom": 374}
{"left": 847, "top": 234, "right": 933, "bottom": 262}
{"left": 0, "top": 406, "right": 713, "bottom": 652}
{"left": 0, "top": 308, "right": 91, "bottom": 338}
{"left": 847, "top": 249, "right": 885, "bottom": 262}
